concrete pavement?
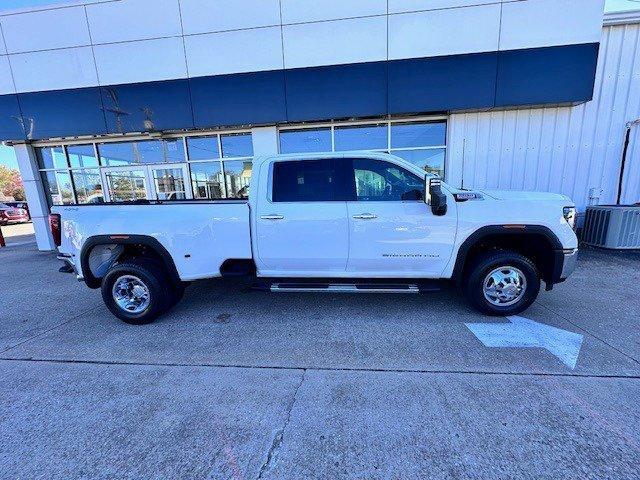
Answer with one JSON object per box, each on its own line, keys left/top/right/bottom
{"left": 0, "top": 243, "right": 638, "bottom": 479}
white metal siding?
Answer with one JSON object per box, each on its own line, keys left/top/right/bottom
{"left": 448, "top": 20, "right": 640, "bottom": 211}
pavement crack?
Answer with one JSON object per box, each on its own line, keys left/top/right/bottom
{"left": 256, "top": 369, "right": 306, "bottom": 479}
{"left": 1, "top": 357, "right": 639, "bottom": 380}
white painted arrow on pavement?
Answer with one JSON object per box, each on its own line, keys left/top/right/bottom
{"left": 465, "top": 316, "right": 584, "bottom": 369}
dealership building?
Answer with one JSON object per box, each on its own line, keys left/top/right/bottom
{"left": 1, "top": 0, "right": 638, "bottom": 251}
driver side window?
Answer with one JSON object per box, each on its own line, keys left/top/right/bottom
{"left": 353, "top": 159, "right": 424, "bottom": 201}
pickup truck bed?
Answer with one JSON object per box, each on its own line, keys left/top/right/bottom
{"left": 57, "top": 201, "right": 252, "bottom": 282}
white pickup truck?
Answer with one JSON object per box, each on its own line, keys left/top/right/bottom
{"left": 51, "top": 152, "right": 578, "bottom": 324}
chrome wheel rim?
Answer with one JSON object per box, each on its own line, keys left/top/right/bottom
{"left": 483, "top": 266, "right": 527, "bottom": 307}
{"left": 112, "top": 275, "right": 150, "bottom": 314}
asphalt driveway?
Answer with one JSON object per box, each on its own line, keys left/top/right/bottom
{"left": 1, "top": 240, "right": 638, "bottom": 479}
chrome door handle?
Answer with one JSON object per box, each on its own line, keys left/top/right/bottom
{"left": 353, "top": 213, "right": 378, "bottom": 220}
{"left": 261, "top": 214, "right": 285, "bottom": 220}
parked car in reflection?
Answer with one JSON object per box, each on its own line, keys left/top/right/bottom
{"left": 0, "top": 203, "right": 30, "bottom": 225}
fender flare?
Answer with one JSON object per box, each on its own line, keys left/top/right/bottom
{"left": 80, "top": 234, "right": 181, "bottom": 289}
{"left": 451, "top": 225, "right": 564, "bottom": 284}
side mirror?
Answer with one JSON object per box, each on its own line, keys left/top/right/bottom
{"left": 425, "top": 178, "right": 447, "bottom": 216}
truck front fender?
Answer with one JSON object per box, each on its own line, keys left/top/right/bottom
{"left": 451, "top": 225, "right": 565, "bottom": 286}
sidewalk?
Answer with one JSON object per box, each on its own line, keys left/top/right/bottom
{"left": 0, "top": 222, "right": 35, "bottom": 247}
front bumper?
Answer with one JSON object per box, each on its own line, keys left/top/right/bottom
{"left": 546, "top": 248, "right": 578, "bottom": 290}
{"left": 559, "top": 248, "right": 578, "bottom": 280}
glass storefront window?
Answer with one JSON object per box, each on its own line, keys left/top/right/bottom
{"left": 98, "top": 139, "right": 185, "bottom": 165}
{"left": 37, "top": 146, "right": 67, "bottom": 170}
{"left": 71, "top": 169, "right": 104, "bottom": 204}
{"left": 190, "top": 162, "right": 224, "bottom": 199}
{"left": 104, "top": 170, "right": 148, "bottom": 202}
{"left": 279, "top": 120, "right": 447, "bottom": 177}
{"left": 50, "top": 170, "right": 75, "bottom": 205}
{"left": 334, "top": 124, "right": 387, "bottom": 151}
{"left": 391, "top": 122, "right": 446, "bottom": 148}
{"left": 221, "top": 133, "right": 253, "bottom": 158}
{"left": 280, "top": 128, "right": 331, "bottom": 154}
{"left": 223, "top": 161, "right": 252, "bottom": 199}
{"left": 152, "top": 168, "right": 187, "bottom": 200}
{"left": 98, "top": 142, "right": 141, "bottom": 166}
{"left": 67, "top": 144, "right": 99, "bottom": 168}
{"left": 33, "top": 121, "right": 446, "bottom": 206}
{"left": 391, "top": 148, "right": 445, "bottom": 178}
{"left": 41, "top": 170, "right": 61, "bottom": 205}
{"left": 163, "top": 139, "right": 186, "bottom": 163}
{"left": 187, "top": 137, "right": 219, "bottom": 161}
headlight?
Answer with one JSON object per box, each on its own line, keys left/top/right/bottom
{"left": 563, "top": 206, "right": 576, "bottom": 229}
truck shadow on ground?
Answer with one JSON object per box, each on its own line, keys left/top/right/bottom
{"left": 173, "top": 277, "right": 478, "bottom": 325}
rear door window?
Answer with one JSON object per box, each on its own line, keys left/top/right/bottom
{"left": 272, "top": 159, "right": 336, "bottom": 202}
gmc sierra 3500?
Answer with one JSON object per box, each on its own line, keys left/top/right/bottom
{"left": 51, "top": 152, "right": 578, "bottom": 324}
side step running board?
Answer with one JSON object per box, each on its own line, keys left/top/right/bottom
{"left": 270, "top": 283, "right": 422, "bottom": 294}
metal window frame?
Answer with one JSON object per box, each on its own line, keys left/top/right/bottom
{"left": 34, "top": 127, "right": 255, "bottom": 205}
{"left": 277, "top": 116, "right": 448, "bottom": 178}
{"left": 277, "top": 116, "right": 448, "bottom": 149}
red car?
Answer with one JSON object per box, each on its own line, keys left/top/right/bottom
{"left": 0, "top": 203, "right": 29, "bottom": 226}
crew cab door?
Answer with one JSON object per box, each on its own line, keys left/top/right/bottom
{"left": 345, "top": 158, "right": 457, "bottom": 277}
{"left": 255, "top": 158, "right": 349, "bottom": 275}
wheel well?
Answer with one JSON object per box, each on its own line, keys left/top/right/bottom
{"left": 455, "top": 231, "right": 559, "bottom": 285}
{"left": 81, "top": 236, "right": 180, "bottom": 289}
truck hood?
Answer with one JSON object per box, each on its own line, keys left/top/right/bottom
{"left": 479, "top": 190, "right": 573, "bottom": 204}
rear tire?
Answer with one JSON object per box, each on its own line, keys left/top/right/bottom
{"left": 464, "top": 250, "right": 540, "bottom": 316}
{"left": 101, "top": 259, "right": 172, "bottom": 325}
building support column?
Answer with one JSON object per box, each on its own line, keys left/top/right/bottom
{"left": 251, "top": 126, "right": 279, "bottom": 156}
{"left": 13, "top": 143, "right": 55, "bottom": 251}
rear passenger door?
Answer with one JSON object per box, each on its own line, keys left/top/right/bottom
{"left": 255, "top": 158, "right": 350, "bottom": 275}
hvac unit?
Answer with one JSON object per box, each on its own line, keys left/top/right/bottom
{"left": 582, "top": 206, "right": 640, "bottom": 249}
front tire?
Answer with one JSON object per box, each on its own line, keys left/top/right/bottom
{"left": 464, "top": 251, "right": 540, "bottom": 316}
{"left": 101, "top": 260, "right": 171, "bottom": 324}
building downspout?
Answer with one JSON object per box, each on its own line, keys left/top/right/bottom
{"left": 616, "top": 119, "right": 640, "bottom": 205}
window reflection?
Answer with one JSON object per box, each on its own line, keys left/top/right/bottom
{"left": 279, "top": 128, "right": 331, "bottom": 154}
{"left": 221, "top": 133, "right": 253, "bottom": 158}
{"left": 278, "top": 121, "right": 447, "bottom": 178}
{"left": 41, "top": 170, "right": 61, "bottom": 206}
{"left": 98, "top": 139, "right": 185, "bottom": 165}
{"left": 334, "top": 124, "right": 387, "bottom": 151}
{"left": 67, "top": 145, "right": 99, "bottom": 168}
{"left": 187, "top": 137, "right": 219, "bottom": 161}
{"left": 190, "top": 162, "right": 224, "bottom": 199}
{"left": 223, "top": 161, "right": 252, "bottom": 199}
{"left": 55, "top": 171, "right": 74, "bottom": 205}
{"left": 353, "top": 159, "right": 424, "bottom": 201}
{"left": 105, "top": 170, "right": 148, "bottom": 202}
{"left": 391, "top": 122, "right": 446, "bottom": 148}
{"left": 152, "top": 168, "right": 187, "bottom": 200}
{"left": 33, "top": 121, "right": 446, "bottom": 207}
{"left": 72, "top": 169, "right": 104, "bottom": 204}
{"left": 37, "top": 146, "right": 67, "bottom": 170}
{"left": 391, "top": 148, "right": 445, "bottom": 178}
